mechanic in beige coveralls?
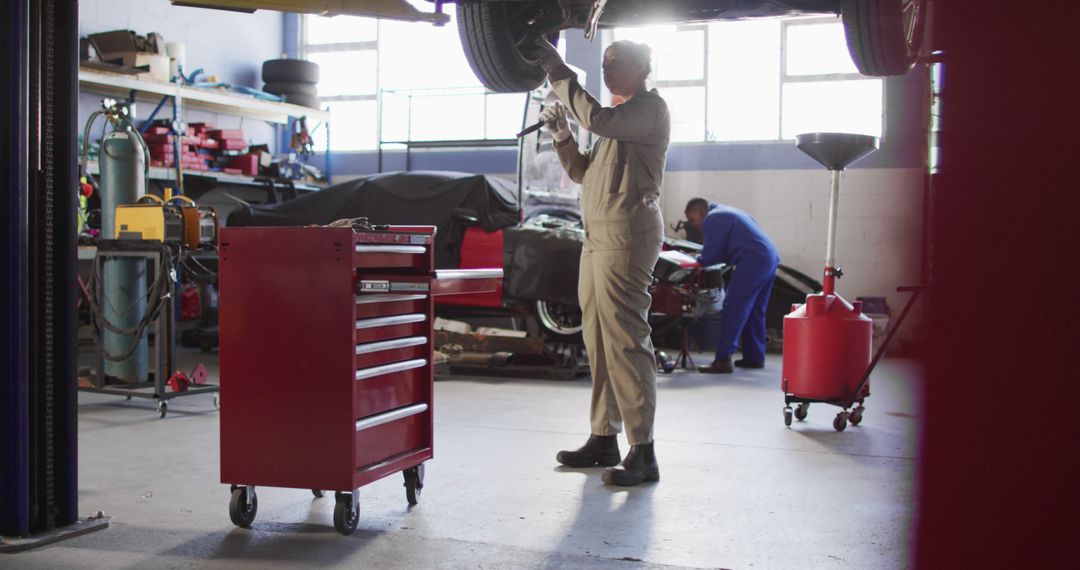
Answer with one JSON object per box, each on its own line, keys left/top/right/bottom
{"left": 533, "top": 38, "right": 671, "bottom": 486}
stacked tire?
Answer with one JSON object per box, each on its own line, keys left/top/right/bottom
{"left": 262, "top": 59, "right": 321, "bottom": 109}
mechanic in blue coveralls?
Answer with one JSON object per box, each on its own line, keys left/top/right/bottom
{"left": 684, "top": 198, "right": 780, "bottom": 373}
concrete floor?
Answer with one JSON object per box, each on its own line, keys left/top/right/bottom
{"left": 9, "top": 350, "right": 921, "bottom": 569}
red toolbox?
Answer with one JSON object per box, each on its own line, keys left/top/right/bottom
{"left": 218, "top": 225, "right": 500, "bottom": 535}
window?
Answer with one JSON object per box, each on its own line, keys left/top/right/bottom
{"left": 613, "top": 25, "right": 707, "bottom": 143}
{"left": 612, "top": 17, "right": 883, "bottom": 143}
{"left": 780, "top": 19, "right": 882, "bottom": 139}
{"left": 302, "top": 11, "right": 527, "bottom": 151}
{"left": 303, "top": 15, "right": 379, "bottom": 151}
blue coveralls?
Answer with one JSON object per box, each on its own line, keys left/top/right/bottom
{"left": 697, "top": 203, "right": 781, "bottom": 364}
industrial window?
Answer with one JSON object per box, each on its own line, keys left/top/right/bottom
{"left": 302, "top": 11, "right": 526, "bottom": 151}
{"left": 302, "top": 15, "right": 379, "bottom": 152}
{"left": 611, "top": 17, "right": 883, "bottom": 143}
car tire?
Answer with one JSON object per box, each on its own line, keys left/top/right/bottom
{"left": 283, "top": 93, "right": 322, "bottom": 109}
{"left": 263, "top": 81, "right": 318, "bottom": 97}
{"left": 262, "top": 59, "right": 320, "bottom": 84}
{"left": 456, "top": 1, "right": 549, "bottom": 93}
{"left": 842, "top": 0, "right": 927, "bottom": 76}
{"left": 534, "top": 299, "right": 583, "bottom": 343}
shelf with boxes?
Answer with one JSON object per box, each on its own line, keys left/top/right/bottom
{"left": 79, "top": 67, "right": 329, "bottom": 124}
{"left": 80, "top": 67, "right": 331, "bottom": 193}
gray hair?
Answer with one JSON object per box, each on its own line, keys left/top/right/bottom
{"left": 607, "top": 39, "right": 652, "bottom": 78}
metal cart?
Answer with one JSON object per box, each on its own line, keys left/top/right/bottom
{"left": 82, "top": 239, "right": 219, "bottom": 417}
{"left": 218, "top": 225, "right": 500, "bottom": 535}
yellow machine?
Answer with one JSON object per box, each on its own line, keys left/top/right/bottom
{"left": 114, "top": 193, "right": 218, "bottom": 248}
{"left": 114, "top": 194, "right": 184, "bottom": 242}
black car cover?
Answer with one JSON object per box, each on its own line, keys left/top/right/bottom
{"left": 502, "top": 218, "right": 584, "bottom": 308}
{"left": 226, "top": 171, "right": 521, "bottom": 269}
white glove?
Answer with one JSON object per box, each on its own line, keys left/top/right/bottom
{"left": 540, "top": 102, "right": 571, "bottom": 142}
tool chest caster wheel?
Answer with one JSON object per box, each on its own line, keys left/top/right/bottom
{"left": 404, "top": 464, "right": 425, "bottom": 505}
{"left": 783, "top": 407, "right": 793, "bottom": 427}
{"left": 157, "top": 401, "right": 168, "bottom": 418}
{"left": 312, "top": 489, "right": 324, "bottom": 498}
{"left": 125, "top": 395, "right": 132, "bottom": 401}
{"left": 333, "top": 492, "right": 359, "bottom": 535}
{"left": 229, "top": 486, "right": 257, "bottom": 527}
{"left": 213, "top": 395, "right": 219, "bottom": 409}
{"left": 833, "top": 412, "right": 849, "bottom": 432}
{"left": 794, "top": 403, "right": 808, "bottom": 421}
{"left": 849, "top": 406, "right": 864, "bottom": 426}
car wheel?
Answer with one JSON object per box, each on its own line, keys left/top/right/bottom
{"left": 842, "top": 0, "right": 928, "bottom": 76}
{"left": 262, "top": 59, "right": 319, "bottom": 84}
{"left": 282, "top": 93, "right": 322, "bottom": 109}
{"left": 534, "top": 299, "right": 583, "bottom": 343}
{"left": 263, "top": 81, "right": 319, "bottom": 97}
{"left": 457, "top": 1, "right": 552, "bottom": 93}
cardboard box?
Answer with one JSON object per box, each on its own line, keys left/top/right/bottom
{"left": 99, "top": 51, "right": 169, "bottom": 82}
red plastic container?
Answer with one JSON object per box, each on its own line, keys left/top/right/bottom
{"left": 782, "top": 293, "right": 872, "bottom": 402}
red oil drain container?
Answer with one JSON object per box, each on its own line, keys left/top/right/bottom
{"left": 782, "top": 132, "right": 879, "bottom": 432}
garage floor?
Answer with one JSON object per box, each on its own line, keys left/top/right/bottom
{"left": 11, "top": 350, "right": 921, "bottom": 569}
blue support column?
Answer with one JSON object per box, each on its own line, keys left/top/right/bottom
{"left": 0, "top": 0, "right": 31, "bottom": 539}
{"left": 2, "top": 0, "right": 82, "bottom": 539}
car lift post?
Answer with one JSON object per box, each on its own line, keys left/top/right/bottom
{"left": 1, "top": 0, "right": 109, "bottom": 551}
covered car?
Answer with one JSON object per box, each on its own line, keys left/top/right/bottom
{"left": 227, "top": 170, "right": 521, "bottom": 269}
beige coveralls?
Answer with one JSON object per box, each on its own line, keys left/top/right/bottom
{"left": 551, "top": 74, "right": 671, "bottom": 445}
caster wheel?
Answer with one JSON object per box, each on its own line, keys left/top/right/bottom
{"left": 213, "top": 395, "right": 219, "bottom": 409}
{"left": 333, "top": 493, "right": 359, "bottom": 535}
{"left": 228, "top": 487, "right": 257, "bottom": 527}
{"left": 849, "top": 406, "right": 864, "bottom": 426}
{"left": 783, "top": 406, "right": 793, "bottom": 427}
{"left": 404, "top": 464, "right": 425, "bottom": 506}
{"left": 312, "top": 489, "right": 324, "bottom": 498}
{"left": 157, "top": 401, "right": 168, "bottom": 418}
{"left": 125, "top": 395, "right": 132, "bottom": 401}
{"left": 833, "top": 412, "right": 849, "bottom": 432}
{"left": 794, "top": 403, "right": 808, "bottom": 421}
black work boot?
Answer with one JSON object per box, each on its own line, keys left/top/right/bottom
{"left": 556, "top": 435, "right": 621, "bottom": 468}
{"left": 602, "top": 442, "right": 660, "bottom": 486}
{"left": 698, "top": 355, "right": 733, "bottom": 374}
{"left": 734, "top": 359, "right": 765, "bottom": 369}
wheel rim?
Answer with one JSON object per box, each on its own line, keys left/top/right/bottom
{"left": 536, "top": 300, "right": 583, "bottom": 336}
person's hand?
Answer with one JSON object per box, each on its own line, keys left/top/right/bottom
{"left": 540, "top": 102, "right": 571, "bottom": 142}
{"left": 532, "top": 36, "right": 566, "bottom": 74}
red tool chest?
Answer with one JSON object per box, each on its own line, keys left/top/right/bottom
{"left": 218, "top": 225, "right": 501, "bottom": 534}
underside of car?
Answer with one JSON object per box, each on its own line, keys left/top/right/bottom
{"left": 453, "top": 0, "right": 927, "bottom": 92}
{"left": 174, "top": 1, "right": 928, "bottom": 93}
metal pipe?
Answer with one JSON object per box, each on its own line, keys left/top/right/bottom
{"left": 825, "top": 169, "right": 841, "bottom": 270}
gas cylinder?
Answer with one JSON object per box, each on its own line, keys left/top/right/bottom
{"left": 781, "top": 293, "right": 872, "bottom": 402}
{"left": 100, "top": 128, "right": 149, "bottom": 383}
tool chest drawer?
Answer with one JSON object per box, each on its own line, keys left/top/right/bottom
{"left": 355, "top": 314, "right": 429, "bottom": 343}
{"left": 353, "top": 231, "right": 433, "bottom": 270}
{"left": 354, "top": 359, "right": 427, "bottom": 418}
{"left": 355, "top": 293, "right": 428, "bottom": 320}
{"left": 356, "top": 336, "right": 429, "bottom": 368}
{"left": 355, "top": 405, "right": 429, "bottom": 469}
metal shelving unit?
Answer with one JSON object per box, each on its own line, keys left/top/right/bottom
{"left": 79, "top": 68, "right": 329, "bottom": 124}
